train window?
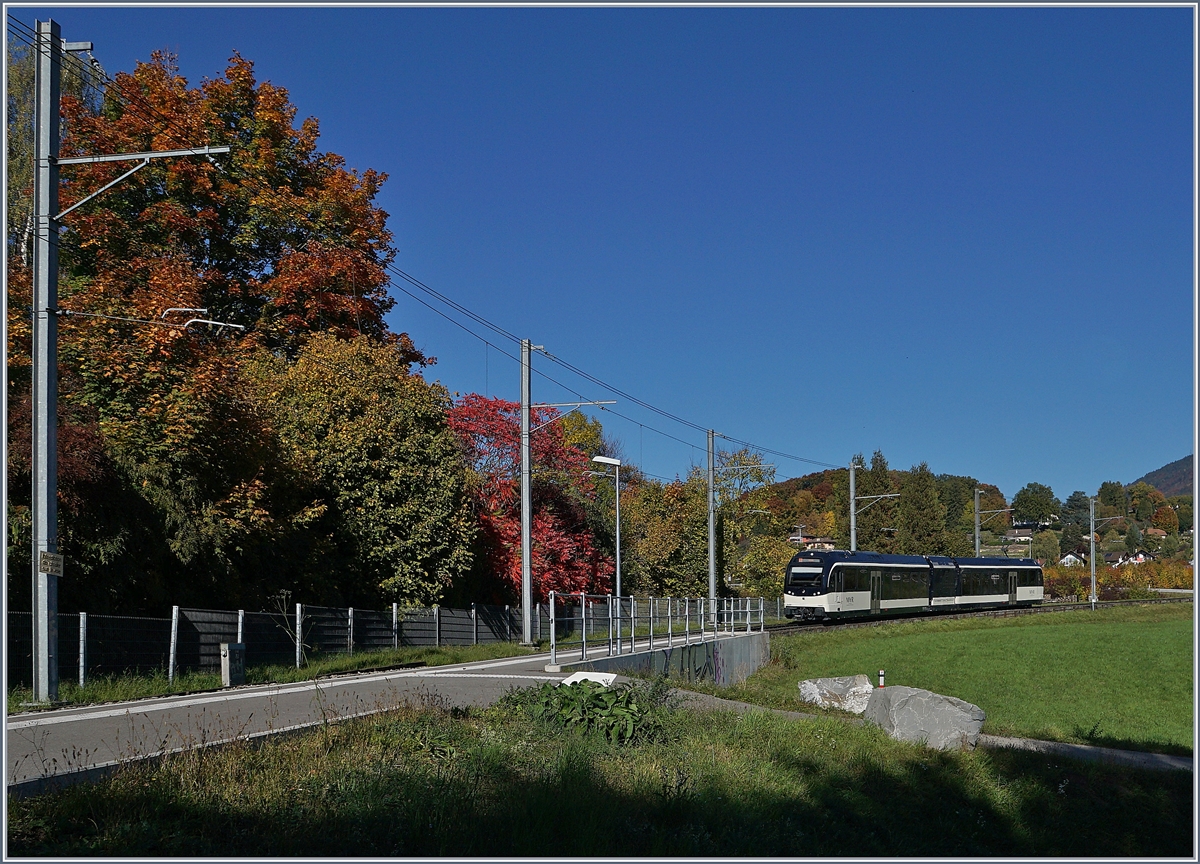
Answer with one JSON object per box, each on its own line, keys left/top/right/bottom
{"left": 787, "top": 565, "right": 823, "bottom": 588}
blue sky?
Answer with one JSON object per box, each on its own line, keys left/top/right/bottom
{"left": 15, "top": 6, "right": 1196, "bottom": 501}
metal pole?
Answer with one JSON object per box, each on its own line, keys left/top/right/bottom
{"left": 631, "top": 598, "right": 637, "bottom": 653}
{"left": 168, "top": 605, "right": 179, "bottom": 683}
{"left": 435, "top": 605, "right": 440, "bottom": 647}
{"left": 237, "top": 609, "right": 244, "bottom": 645}
{"left": 668, "top": 597, "right": 673, "bottom": 648}
{"left": 520, "top": 339, "right": 533, "bottom": 645}
{"left": 849, "top": 461, "right": 857, "bottom": 552}
{"left": 974, "top": 488, "right": 982, "bottom": 557}
{"left": 78, "top": 612, "right": 87, "bottom": 688}
{"left": 1090, "top": 498, "right": 1097, "bottom": 609}
{"left": 348, "top": 607, "right": 354, "bottom": 654}
{"left": 615, "top": 463, "right": 622, "bottom": 598}
{"left": 549, "top": 591, "right": 556, "bottom": 665}
{"left": 685, "top": 598, "right": 690, "bottom": 645}
{"left": 708, "top": 430, "right": 717, "bottom": 615}
{"left": 295, "top": 603, "right": 303, "bottom": 668}
{"left": 393, "top": 602, "right": 399, "bottom": 649}
{"left": 648, "top": 597, "right": 654, "bottom": 652}
{"left": 31, "top": 19, "right": 63, "bottom": 704}
{"left": 471, "top": 603, "right": 478, "bottom": 645}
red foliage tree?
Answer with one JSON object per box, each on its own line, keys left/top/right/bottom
{"left": 448, "top": 395, "right": 612, "bottom": 602}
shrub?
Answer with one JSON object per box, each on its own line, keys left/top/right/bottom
{"left": 505, "top": 678, "right": 671, "bottom": 744}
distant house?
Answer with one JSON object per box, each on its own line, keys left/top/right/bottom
{"left": 1059, "top": 552, "right": 1087, "bottom": 567}
{"left": 1102, "top": 551, "right": 1124, "bottom": 566}
{"left": 1004, "top": 528, "right": 1034, "bottom": 543}
{"left": 799, "top": 537, "right": 836, "bottom": 551}
{"left": 1144, "top": 527, "right": 1168, "bottom": 538}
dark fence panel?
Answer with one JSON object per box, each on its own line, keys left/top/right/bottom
{"left": 353, "top": 608, "right": 393, "bottom": 652}
{"left": 303, "top": 605, "right": 352, "bottom": 656}
{"left": 86, "top": 613, "right": 172, "bottom": 677}
{"left": 243, "top": 611, "right": 296, "bottom": 668}
{"left": 177, "top": 608, "right": 237, "bottom": 673}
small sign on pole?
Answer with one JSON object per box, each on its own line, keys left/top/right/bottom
{"left": 38, "top": 551, "right": 63, "bottom": 576}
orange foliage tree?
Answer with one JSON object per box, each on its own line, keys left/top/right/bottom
{"left": 7, "top": 53, "right": 440, "bottom": 612}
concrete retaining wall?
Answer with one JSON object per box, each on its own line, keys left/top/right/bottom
{"left": 547, "top": 632, "right": 769, "bottom": 687}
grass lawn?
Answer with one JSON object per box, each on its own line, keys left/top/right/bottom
{"left": 685, "top": 602, "right": 1194, "bottom": 755}
{"left": 6, "top": 642, "right": 533, "bottom": 714}
{"left": 7, "top": 686, "right": 1192, "bottom": 856}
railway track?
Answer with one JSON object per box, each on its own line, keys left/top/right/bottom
{"left": 764, "top": 596, "right": 1193, "bottom": 637}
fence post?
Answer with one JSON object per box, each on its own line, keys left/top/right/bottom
{"left": 471, "top": 603, "right": 478, "bottom": 645}
{"left": 536, "top": 602, "right": 541, "bottom": 642}
{"left": 348, "top": 607, "right": 354, "bottom": 655}
{"left": 504, "top": 605, "right": 510, "bottom": 641}
{"left": 78, "top": 612, "right": 87, "bottom": 688}
{"left": 392, "top": 602, "right": 398, "bottom": 650}
{"left": 549, "top": 591, "right": 557, "bottom": 665}
{"left": 237, "top": 609, "right": 244, "bottom": 645}
{"left": 295, "top": 603, "right": 303, "bottom": 669}
{"left": 631, "top": 597, "right": 637, "bottom": 653}
{"left": 667, "top": 597, "right": 673, "bottom": 648}
{"left": 648, "top": 597, "right": 654, "bottom": 652}
{"left": 434, "top": 605, "right": 440, "bottom": 647}
{"left": 168, "top": 605, "right": 180, "bottom": 683}
{"left": 607, "top": 595, "right": 613, "bottom": 656}
{"left": 580, "top": 592, "right": 587, "bottom": 661}
{"left": 761, "top": 597, "right": 766, "bottom": 632}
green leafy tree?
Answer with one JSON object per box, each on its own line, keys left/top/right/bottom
{"left": 1012, "top": 483, "right": 1061, "bottom": 526}
{"left": 1125, "top": 524, "right": 1142, "bottom": 554}
{"left": 895, "top": 463, "right": 946, "bottom": 555}
{"left": 1097, "top": 481, "right": 1127, "bottom": 512}
{"left": 736, "top": 535, "right": 796, "bottom": 598}
{"left": 1060, "top": 522, "right": 1085, "bottom": 554}
{"left": 1031, "top": 530, "right": 1060, "bottom": 564}
{"left": 1061, "top": 491, "right": 1091, "bottom": 528}
{"left": 1128, "top": 482, "right": 1165, "bottom": 523}
{"left": 251, "top": 334, "right": 474, "bottom": 605}
{"left": 854, "top": 450, "right": 897, "bottom": 553}
{"left": 1175, "top": 501, "right": 1193, "bottom": 533}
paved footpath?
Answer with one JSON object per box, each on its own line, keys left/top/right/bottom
{"left": 7, "top": 651, "right": 569, "bottom": 794}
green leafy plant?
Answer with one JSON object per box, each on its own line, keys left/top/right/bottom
{"left": 517, "top": 680, "right": 663, "bottom": 745}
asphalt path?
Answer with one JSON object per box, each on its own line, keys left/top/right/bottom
{"left": 7, "top": 650, "right": 570, "bottom": 791}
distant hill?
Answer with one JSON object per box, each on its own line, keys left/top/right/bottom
{"left": 1131, "top": 455, "right": 1193, "bottom": 498}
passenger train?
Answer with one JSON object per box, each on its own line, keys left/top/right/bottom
{"left": 782, "top": 549, "right": 1043, "bottom": 621}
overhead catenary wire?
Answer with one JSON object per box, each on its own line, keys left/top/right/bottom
{"left": 9, "top": 15, "right": 840, "bottom": 475}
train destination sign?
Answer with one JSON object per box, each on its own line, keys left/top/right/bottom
{"left": 38, "top": 551, "right": 64, "bottom": 577}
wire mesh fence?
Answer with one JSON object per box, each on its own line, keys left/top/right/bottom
{"left": 7, "top": 601, "right": 524, "bottom": 686}
{"left": 7, "top": 595, "right": 770, "bottom": 686}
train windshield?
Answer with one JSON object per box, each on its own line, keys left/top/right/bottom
{"left": 787, "top": 562, "right": 824, "bottom": 588}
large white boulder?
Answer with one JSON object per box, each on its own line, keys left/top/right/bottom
{"left": 797, "top": 674, "right": 875, "bottom": 714}
{"left": 863, "top": 686, "right": 986, "bottom": 750}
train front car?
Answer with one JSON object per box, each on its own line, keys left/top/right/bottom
{"left": 781, "top": 551, "right": 836, "bottom": 620}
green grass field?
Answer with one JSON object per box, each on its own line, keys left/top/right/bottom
{"left": 8, "top": 686, "right": 1192, "bottom": 856}
{"left": 687, "top": 603, "right": 1194, "bottom": 754}
{"left": 6, "top": 642, "right": 533, "bottom": 714}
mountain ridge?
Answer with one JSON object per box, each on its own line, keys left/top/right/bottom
{"left": 1131, "top": 455, "right": 1193, "bottom": 498}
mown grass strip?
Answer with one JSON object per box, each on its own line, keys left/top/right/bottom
{"left": 7, "top": 692, "right": 1192, "bottom": 857}
{"left": 682, "top": 602, "right": 1194, "bottom": 754}
{"left": 6, "top": 642, "right": 533, "bottom": 714}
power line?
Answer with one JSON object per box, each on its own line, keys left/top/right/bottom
{"left": 9, "top": 16, "right": 839, "bottom": 476}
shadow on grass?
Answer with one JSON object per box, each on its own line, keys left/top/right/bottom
{"left": 8, "top": 705, "right": 1193, "bottom": 857}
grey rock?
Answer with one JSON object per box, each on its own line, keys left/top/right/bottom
{"left": 863, "top": 686, "right": 986, "bottom": 750}
{"left": 797, "top": 674, "right": 875, "bottom": 715}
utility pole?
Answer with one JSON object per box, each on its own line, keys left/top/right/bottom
{"left": 974, "top": 488, "right": 982, "bottom": 556}
{"left": 520, "top": 339, "right": 533, "bottom": 644}
{"left": 849, "top": 461, "right": 856, "bottom": 552}
{"left": 1089, "top": 498, "right": 1097, "bottom": 610}
{"left": 31, "top": 20, "right": 72, "bottom": 703}
{"left": 27, "top": 20, "right": 230, "bottom": 702}
{"left": 707, "top": 430, "right": 716, "bottom": 617}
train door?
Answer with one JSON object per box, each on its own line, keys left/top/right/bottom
{"left": 1008, "top": 570, "right": 1018, "bottom": 604}
{"left": 870, "top": 570, "right": 882, "bottom": 614}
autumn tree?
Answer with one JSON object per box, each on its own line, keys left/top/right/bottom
{"left": 446, "top": 395, "right": 612, "bottom": 603}
{"left": 7, "top": 52, "right": 429, "bottom": 611}
{"left": 1152, "top": 505, "right": 1180, "bottom": 535}
{"left": 620, "top": 471, "right": 712, "bottom": 597}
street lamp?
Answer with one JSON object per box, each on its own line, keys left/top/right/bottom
{"left": 592, "top": 456, "right": 621, "bottom": 597}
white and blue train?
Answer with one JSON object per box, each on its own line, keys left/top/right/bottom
{"left": 782, "top": 550, "right": 1044, "bottom": 621}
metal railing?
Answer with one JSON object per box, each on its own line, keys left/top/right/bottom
{"left": 548, "top": 593, "right": 766, "bottom": 666}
